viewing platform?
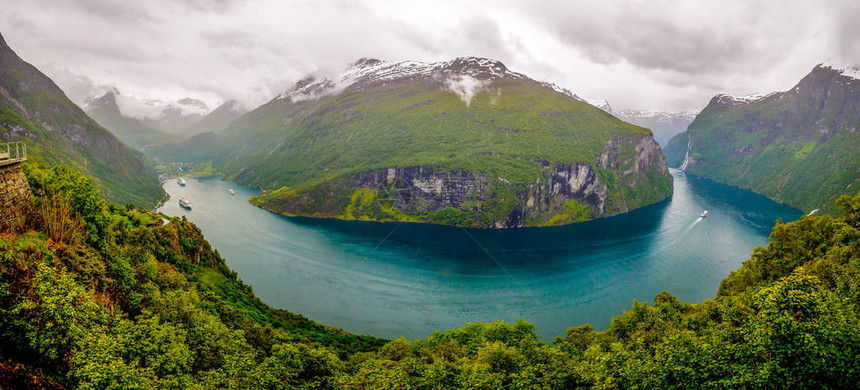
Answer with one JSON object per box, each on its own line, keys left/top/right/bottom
{"left": 0, "top": 141, "right": 26, "bottom": 167}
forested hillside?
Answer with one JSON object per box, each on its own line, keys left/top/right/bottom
{"left": 0, "top": 32, "right": 163, "bottom": 208}
{"left": 665, "top": 63, "right": 860, "bottom": 214}
{"left": 1, "top": 162, "right": 858, "bottom": 389}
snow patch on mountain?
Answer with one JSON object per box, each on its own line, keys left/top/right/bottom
{"left": 819, "top": 60, "right": 860, "bottom": 80}
{"left": 616, "top": 109, "right": 698, "bottom": 122}
{"left": 86, "top": 88, "right": 213, "bottom": 120}
{"left": 539, "top": 82, "right": 577, "bottom": 99}
{"left": 275, "top": 56, "right": 622, "bottom": 111}
{"left": 173, "top": 98, "right": 210, "bottom": 116}
{"left": 583, "top": 99, "right": 613, "bottom": 114}
{"left": 279, "top": 76, "right": 338, "bottom": 103}
{"left": 278, "top": 57, "right": 531, "bottom": 104}
{"left": 536, "top": 82, "right": 612, "bottom": 113}
{"left": 714, "top": 92, "right": 778, "bottom": 106}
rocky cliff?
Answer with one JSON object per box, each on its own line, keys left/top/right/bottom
{"left": 257, "top": 133, "right": 670, "bottom": 228}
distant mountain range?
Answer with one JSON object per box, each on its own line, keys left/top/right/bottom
{"left": 0, "top": 32, "right": 163, "bottom": 207}
{"left": 84, "top": 89, "right": 175, "bottom": 149}
{"left": 614, "top": 109, "right": 697, "bottom": 146}
{"left": 161, "top": 57, "right": 673, "bottom": 227}
{"left": 665, "top": 62, "right": 860, "bottom": 213}
{"left": 566, "top": 95, "right": 697, "bottom": 147}
{"left": 84, "top": 89, "right": 246, "bottom": 149}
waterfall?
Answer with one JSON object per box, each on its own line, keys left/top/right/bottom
{"left": 679, "top": 134, "right": 692, "bottom": 171}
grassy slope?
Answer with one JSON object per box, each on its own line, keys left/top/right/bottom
{"left": 221, "top": 80, "right": 647, "bottom": 188}
{"left": 667, "top": 97, "right": 859, "bottom": 214}
{"left": 177, "top": 77, "right": 670, "bottom": 226}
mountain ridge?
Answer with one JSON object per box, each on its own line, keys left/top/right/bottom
{"left": 615, "top": 109, "right": 697, "bottom": 146}
{"left": 163, "top": 56, "right": 673, "bottom": 228}
{"left": 84, "top": 89, "right": 175, "bottom": 149}
{"left": 664, "top": 62, "right": 860, "bottom": 213}
{"left": 0, "top": 31, "right": 164, "bottom": 207}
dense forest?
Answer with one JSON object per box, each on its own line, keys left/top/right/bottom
{"left": 1, "top": 163, "right": 858, "bottom": 389}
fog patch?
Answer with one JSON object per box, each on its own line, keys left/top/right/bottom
{"left": 444, "top": 75, "right": 487, "bottom": 107}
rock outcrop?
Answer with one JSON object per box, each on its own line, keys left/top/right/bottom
{"left": 261, "top": 133, "right": 671, "bottom": 228}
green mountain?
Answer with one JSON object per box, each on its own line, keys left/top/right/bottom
{"left": 665, "top": 63, "right": 860, "bottom": 214}
{"left": 4, "top": 163, "right": 859, "bottom": 388}
{"left": 183, "top": 99, "right": 246, "bottom": 136}
{"left": 84, "top": 88, "right": 176, "bottom": 150}
{"left": 0, "top": 32, "right": 164, "bottom": 207}
{"left": 164, "top": 57, "right": 672, "bottom": 227}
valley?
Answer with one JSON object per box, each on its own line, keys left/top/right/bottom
{"left": 157, "top": 170, "right": 801, "bottom": 339}
{"left": 159, "top": 57, "right": 674, "bottom": 228}
{"left": 1, "top": 3, "right": 859, "bottom": 386}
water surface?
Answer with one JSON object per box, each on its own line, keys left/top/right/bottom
{"left": 157, "top": 170, "right": 801, "bottom": 340}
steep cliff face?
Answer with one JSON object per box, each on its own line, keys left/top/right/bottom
{"left": 665, "top": 62, "right": 860, "bottom": 213}
{"left": 256, "top": 133, "right": 671, "bottom": 228}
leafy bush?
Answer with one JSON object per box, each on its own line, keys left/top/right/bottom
{"left": 2, "top": 163, "right": 858, "bottom": 389}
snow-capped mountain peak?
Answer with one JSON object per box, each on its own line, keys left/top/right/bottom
{"left": 276, "top": 56, "right": 619, "bottom": 113}
{"left": 616, "top": 109, "right": 698, "bottom": 122}
{"left": 819, "top": 60, "right": 860, "bottom": 80}
{"left": 583, "top": 98, "right": 613, "bottom": 114}
{"left": 277, "top": 57, "right": 532, "bottom": 103}
{"left": 166, "top": 98, "right": 211, "bottom": 117}
{"left": 713, "top": 92, "right": 778, "bottom": 106}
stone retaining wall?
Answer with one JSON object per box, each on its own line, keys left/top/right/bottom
{"left": 0, "top": 163, "right": 32, "bottom": 232}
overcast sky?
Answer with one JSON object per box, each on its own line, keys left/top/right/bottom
{"left": 2, "top": 0, "right": 858, "bottom": 112}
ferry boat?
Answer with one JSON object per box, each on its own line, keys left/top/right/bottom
{"left": 177, "top": 177, "right": 187, "bottom": 186}
{"left": 230, "top": 188, "right": 235, "bottom": 196}
{"left": 179, "top": 197, "right": 192, "bottom": 210}
{"left": 700, "top": 210, "right": 708, "bottom": 218}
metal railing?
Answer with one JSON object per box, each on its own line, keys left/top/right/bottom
{"left": 0, "top": 141, "right": 27, "bottom": 166}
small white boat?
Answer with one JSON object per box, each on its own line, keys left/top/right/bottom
{"left": 177, "top": 177, "right": 187, "bottom": 186}
{"left": 179, "top": 197, "right": 192, "bottom": 210}
{"left": 700, "top": 210, "right": 708, "bottom": 218}
{"left": 230, "top": 188, "right": 235, "bottom": 196}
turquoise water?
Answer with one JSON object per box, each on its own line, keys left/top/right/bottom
{"left": 157, "top": 169, "right": 802, "bottom": 340}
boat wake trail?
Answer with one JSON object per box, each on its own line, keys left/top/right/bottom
{"left": 689, "top": 217, "right": 703, "bottom": 229}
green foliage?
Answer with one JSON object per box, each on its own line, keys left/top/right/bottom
{"left": 2, "top": 162, "right": 859, "bottom": 389}
{"left": 158, "top": 78, "right": 670, "bottom": 227}
{"left": 0, "top": 164, "right": 383, "bottom": 388}
{"left": 664, "top": 87, "right": 860, "bottom": 214}
{"left": 26, "top": 164, "right": 110, "bottom": 248}
{"left": 541, "top": 198, "right": 590, "bottom": 226}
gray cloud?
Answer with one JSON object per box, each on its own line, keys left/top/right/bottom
{"left": 37, "top": 64, "right": 112, "bottom": 104}
{"left": 831, "top": 0, "right": 860, "bottom": 66}
{"left": 527, "top": 1, "right": 814, "bottom": 75}
{"left": 0, "top": 0, "right": 857, "bottom": 112}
